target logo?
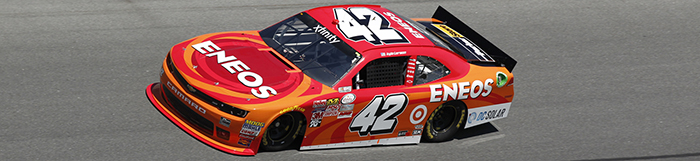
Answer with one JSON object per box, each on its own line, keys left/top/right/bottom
{"left": 410, "top": 105, "right": 427, "bottom": 124}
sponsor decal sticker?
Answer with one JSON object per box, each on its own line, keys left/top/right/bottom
{"left": 191, "top": 41, "right": 278, "bottom": 98}
{"left": 312, "top": 99, "right": 326, "bottom": 108}
{"left": 239, "top": 120, "right": 265, "bottom": 136}
{"left": 398, "top": 130, "right": 408, "bottom": 136}
{"left": 326, "top": 98, "right": 340, "bottom": 106}
{"left": 341, "top": 94, "right": 356, "bottom": 104}
{"left": 415, "top": 125, "right": 423, "bottom": 129}
{"left": 467, "top": 112, "right": 477, "bottom": 124}
{"left": 312, "top": 25, "right": 341, "bottom": 44}
{"left": 382, "top": 11, "right": 425, "bottom": 39}
{"left": 238, "top": 134, "right": 255, "bottom": 140}
{"left": 429, "top": 79, "right": 494, "bottom": 103}
{"left": 412, "top": 129, "right": 422, "bottom": 135}
{"left": 340, "top": 104, "right": 354, "bottom": 111}
{"left": 337, "top": 111, "right": 353, "bottom": 119}
{"left": 496, "top": 72, "right": 508, "bottom": 88}
{"left": 279, "top": 105, "right": 305, "bottom": 114}
{"left": 431, "top": 24, "right": 493, "bottom": 62}
{"left": 432, "top": 24, "right": 464, "bottom": 38}
{"left": 409, "top": 105, "right": 427, "bottom": 124}
{"left": 464, "top": 103, "right": 510, "bottom": 128}
{"left": 219, "top": 117, "right": 231, "bottom": 127}
{"left": 309, "top": 108, "right": 324, "bottom": 127}
{"left": 468, "top": 108, "right": 507, "bottom": 124}
{"left": 323, "top": 104, "right": 341, "bottom": 117}
{"left": 238, "top": 138, "right": 252, "bottom": 147}
{"left": 405, "top": 56, "right": 416, "bottom": 85}
{"left": 339, "top": 86, "right": 352, "bottom": 93}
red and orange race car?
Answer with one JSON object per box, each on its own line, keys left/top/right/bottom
{"left": 146, "top": 4, "right": 516, "bottom": 156}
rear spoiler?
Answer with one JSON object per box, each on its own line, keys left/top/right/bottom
{"left": 432, "top": 6, "right": 517, "bottom": 72}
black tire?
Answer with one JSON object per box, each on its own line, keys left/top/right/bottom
{"left": 260, "top": 112, "right": 305, "bottom": 151}
{"left": 422, "top": 101, "right": 466, "bottom": 142}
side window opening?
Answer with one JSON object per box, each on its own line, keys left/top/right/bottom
{"left": 413, "top": 56, "right": 450, "bottom": 85}
{"left": 354, "top": 57, "right": 409, "bottom": 89}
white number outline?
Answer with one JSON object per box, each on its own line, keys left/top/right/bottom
{"left": 333, "top": 7, "right": 409, "bottom": 45}
{"left": 349, "top": 93, "right": 408, "bottom": 136}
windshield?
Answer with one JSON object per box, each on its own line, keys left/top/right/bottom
{"left": 260, "top": 14, "right": 361, "bottom": 87}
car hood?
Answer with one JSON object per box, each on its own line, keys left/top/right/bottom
{"left": 169, "top": 31, "right": 331, "bottom": 105}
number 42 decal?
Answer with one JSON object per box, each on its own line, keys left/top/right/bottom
{"left": 334, "top": 7, "right": 409, "bottom": 45}
{"left": 349, "top": 93, "right": 408, "bottom": 136}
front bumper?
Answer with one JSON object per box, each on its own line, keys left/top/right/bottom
{"left": 145, "top": 83, "right": 257, "bottom": 155}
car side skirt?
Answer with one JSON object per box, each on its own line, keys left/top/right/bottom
{"left": 299, "top": 135, "right": 421, "bottom": 150}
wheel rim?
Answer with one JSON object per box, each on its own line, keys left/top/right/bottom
{"left": 432, "top": 105, "right": 456, "bottom": 132}
{"left": 267, "top": 114, "right": 294, "bottom": 140}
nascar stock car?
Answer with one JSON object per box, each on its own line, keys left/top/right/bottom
{"left": 145, "top": 4, "right": 516, "bottom": 156}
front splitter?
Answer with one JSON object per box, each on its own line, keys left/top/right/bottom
{"left": 145, "top": 83, "right": 256, "bottom": 156}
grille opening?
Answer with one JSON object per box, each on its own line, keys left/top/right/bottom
{"left": 168, "top": 63, "right": 248, "bottom": 118}
{"left": 162, "top": 85, "right": 214, "bottom": 135}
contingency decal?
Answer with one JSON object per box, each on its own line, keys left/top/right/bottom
{"left": 337, "top": 104, "right": 354, "bottom": 119}
{"left": 496, "top": 72, "right": 508, "bottom": 88}
{"left": 349, "top": 93, "right": 408, "bottom": 136}
{"left": 341, "top": 93, "right": 356, "bottom": 104}
{"left": 405, "top": 56, "right": 417, "bottom": 86}
{"left": 238, "top": 133, "right": 256, "bottom": 146}
{"left": 309, "top": 108, "right": 324, "bottom": 128}
{"left": 432, "top": 24, "right": 494, "bottom": 62}
{"left": 334, "top": 7, "right": 409, "bottom": 45}
{"left": 239, "top": 120, "right": 265, "bottom": 136}
{"left": 323, "top": 104, "right": 341, "bottom": 117}
{"left": 312, "top": 98, "right": 340, "bottom": 108}
{"left": 238, "top": 138, "right": 252, "bottom": 147}
{"left": 398, "top": 130, "right": 408, "bottom": 137}
{"left": 279, "top": 105, "right": 305, "bottom": 114}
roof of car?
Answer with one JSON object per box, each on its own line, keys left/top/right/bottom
{"left": 303, "top": 5, "right": 437, "bottom": 53}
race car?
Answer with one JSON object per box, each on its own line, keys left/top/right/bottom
{"left": 145, "top": 4, "right": 516, "bottom": 156}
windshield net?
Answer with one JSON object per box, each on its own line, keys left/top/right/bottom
{"left": 260, "top": 15, "right": 359, "bottom": 87}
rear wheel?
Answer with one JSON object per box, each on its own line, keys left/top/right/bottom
{"left": 422, "top": 101, "right": 466, "bottom": 142}
{"left": 260, "top": 113, "right": 305, "bottom": 151}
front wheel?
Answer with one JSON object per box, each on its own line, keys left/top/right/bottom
{"left": 260, "top": 113, "right": 305, "bottom": 151}
{"left": 422, "top": 101, "right": 466, "bottom": 142}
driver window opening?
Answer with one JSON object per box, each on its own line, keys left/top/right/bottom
{"left": 354, "top": 57, "right": 409, "bottom": 89}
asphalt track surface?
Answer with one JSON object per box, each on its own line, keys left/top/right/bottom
{"left": 2, "top": 0, "right": 699, "bottom": 160}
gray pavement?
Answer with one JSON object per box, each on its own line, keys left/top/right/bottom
{"left": 2, "top": 0, "right": 699, "bottom": 160}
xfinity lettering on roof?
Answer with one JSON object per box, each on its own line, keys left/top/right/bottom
{"left": 312, "top": 25, "right": 341, "bottom": 44}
